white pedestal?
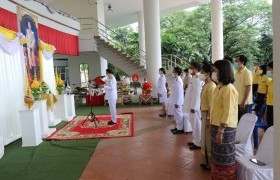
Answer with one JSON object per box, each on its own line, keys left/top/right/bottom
{"left": 0, "top": 135, "right": 4, "bottom": 159}
{"left": 67, "top": 94, "right": 76, "bottom": 120}
{"left": 35, "top": 100, "right": 56, "bottom": 138}
{"left": 19, "top": 108, "right": 42, "bottom": 147}
{"left": 55, "top": 94, "right": 71, "bottom": 121}
{"left": 47, "top": 110, "right": 61, "bottom": 126}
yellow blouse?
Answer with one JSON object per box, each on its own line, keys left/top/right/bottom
{"left": 257, "top": 75, "right": 271, "bottom": 94}
{"left": 210, "top": 84, "right": 238, "bottom": 128}
{"left": 201, "top": 81, "right": 216, "bottom": 111}
{"left": 266, "top": 80, "right": 273, "bottom": 106}
{"left": 252, "top": 70, "right": 261, "bottom": 84}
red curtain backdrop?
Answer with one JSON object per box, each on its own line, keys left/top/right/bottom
{"left": 0, "top": 7, "right": 18, "bottom": 31}
{"left": 38, "top": 24, "right": 79, "bottom": 56}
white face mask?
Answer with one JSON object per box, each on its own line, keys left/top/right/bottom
{"left": 211, "top": 72, "right": 218, "bottom": 82}
{"left": 158, "top": 71, "right": 161, "bottom": 75}
{"left": 171, "top": 73, "right": 175, "bottom": 78}
{"left": 188, "top": 69, "right": 193, "bottom": 74}
{"left": 199, "top": 74, "right": 206, "bottom": 81}
{"left": 267, "top": 71, "right": 272, "bottom": 78}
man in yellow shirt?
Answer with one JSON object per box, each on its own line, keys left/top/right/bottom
{"left": 265, "top": 62, "right": 273, "bottom": 128}
{"left": 233, "top": 55, "right": 253, "bottom": 121}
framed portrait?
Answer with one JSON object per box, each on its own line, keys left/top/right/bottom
{"left": 18, "top": 7, "right": 40, "bottom": 84}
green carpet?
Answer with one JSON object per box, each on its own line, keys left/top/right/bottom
{"left": 0, "top": 106, "right": 103, "bottom": 180}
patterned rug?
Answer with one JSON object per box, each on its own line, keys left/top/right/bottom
{"left": 45, "top": 113, "right": 134, "bottom": 140}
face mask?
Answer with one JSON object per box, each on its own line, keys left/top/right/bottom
{"left": 233, "top": 62, "right": 239, "bottom": 70}
{"left": 259, "top": 70, "right": 263, "bottom": 74}
{"left": 171, "top": 73, "right": 175, "bottom": 78}
{"left": 188, "top": 69, "right": 193, "bottom": 74}
{"left": 199, "top": 74, "right": 205, "bottom": 81}
{"left": 212, "top": 72, "right": 218, "bottom": 82}
{"left": 267, "top": 71, "right": 272, "bottom": 78}
{"left": 158, "top": 71, "right": 161, "bottom": 75}
{"left": 252, "top": 66, "right": 256, "bottom": 71}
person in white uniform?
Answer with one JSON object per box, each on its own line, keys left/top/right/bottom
{"left": 103, "top": 69, "right": 117, "bottom": 125}
{"left": 170, "top": 67, "right": 184, "bottom": 134}
{"left": 158, "top": 68, "right": 168, "bottom": 117}
{"left": 184, "top": 62, "right": 204, "bottom": 150}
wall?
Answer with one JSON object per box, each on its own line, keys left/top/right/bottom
{"left": 68, "top": 52, "right": 102, "bottom": 88}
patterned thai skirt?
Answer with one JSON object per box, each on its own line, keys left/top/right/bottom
{"left": 211, "top": 125, "right": 237, "bottom": 180}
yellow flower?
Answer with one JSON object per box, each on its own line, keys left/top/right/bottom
{"left": 31, "top": 76, "right": 40, "bottom": 89}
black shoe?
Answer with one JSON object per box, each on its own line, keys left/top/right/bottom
{"left": 159, "top": 113, "right": 166, "bottom": 117}
{"left": 189, "top": 144, "right": 201, "bottom": 150}
{"left": 187, "top": 142, "right": 194, "bottom": 146}
{"left": 170, "top": 127, "right": 177, "bottom": 132}
{"left": 200, "top": 164, "right": 211, "bottom": 171}
{"left": 107, "top": 120, "right": 116, "bottom": 125}
{"left": 172, "top": 129, "right": 184, "bottom": 134}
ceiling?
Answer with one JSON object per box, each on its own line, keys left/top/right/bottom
{"left": 41, "top": 0, "right": 210, "bottom": 28}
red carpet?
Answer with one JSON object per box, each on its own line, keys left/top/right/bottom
{"left": 45, "top": 113, "right": 134, "bottom": 140}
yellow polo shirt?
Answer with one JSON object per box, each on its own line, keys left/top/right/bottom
{"left": 266, "top": 79, "right": 273, "bottom": 106}
{"left": 201, "top": 81, "right": 216, "bottom": 111}
{"left": 257, "top": 75, "right": 271, "bottom": 94}
{"left": 252, "top": 70, "right": 261, "bottom": 84}
{"left": 233, "top": 67, "right": 253, "bottom": 105}
{"left": 210, "top": 84, "right": 238, "bottom": 128}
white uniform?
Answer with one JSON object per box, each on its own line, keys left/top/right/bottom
{"left": 104, "top": 75, "right": 117, "bottom": 123}
{"left": 157, "top": 74, "right": 167, "bottom": 104}
{"left": 183, "top": 75, "right": 204, "bottom": 146}
{"left": 169, "top": 76, "right": 184, "bottom": 130}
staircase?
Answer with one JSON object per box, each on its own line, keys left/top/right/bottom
{"left": 94, "top": 36, "right": 147, "bottom": 77}
{"left": 79, "top": 18, "right": 188, "bottom": 78}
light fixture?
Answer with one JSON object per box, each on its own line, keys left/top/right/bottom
{"left": 107, "top": 4, "right": 113, "bottom": 13}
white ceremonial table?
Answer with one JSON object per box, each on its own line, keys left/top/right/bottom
{"left": 55, "top": 94, "right": 71, "bottom": 121}
{"left": 67, "top": 94, "right": 76, "bottom": 120}
{"left": 0, "top": 135, "right": 4, "bottom": 159}
{"left": 35, "top": 100, "right": 56, "bottom": 138}
{"left": 19, "top": 107, "right": 42, "bottom": 147}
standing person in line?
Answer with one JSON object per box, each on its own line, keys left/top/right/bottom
{"left": 210, "top": 60, "right": 238, "bottom": 180}
{"left": 183, "top": 68, "right": 192, "bottom": 95}
{"left": 170, "top": 67, "right": 184, "bottom": 134}
{"left": 255, "top": 65, "right": 271, "bottom": 115}
{"left": 158, "top": 68, "right": 168, "bottom": 117}
{"left": 252, "top": 62, "right": 261, "bottom": 100}
{"left": 184, "top": 62, "right": 204, "bottom": 150}
{"left": 264, "top": 62, "right": 273, "bottom": 128}
{"left": 103, "top": 69, "right": 117, "bottom": 125}
{"left": 199, "top": 62, "right": 216, "bottom": 171}
{"left": 233, "top": 54, "right": 253, "bottom": 121}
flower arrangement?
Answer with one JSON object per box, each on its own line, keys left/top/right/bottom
{"left": 41, "top": 81, "right": 49, "bottom": 94}
{"left": 31, "top": 75, "right": 42, "bottom": 101}
{"left": 56, "top": 73, "right": 65, "bottom": 95}
{"left": 24, "top": 88, "right": 35, "bottom": 110}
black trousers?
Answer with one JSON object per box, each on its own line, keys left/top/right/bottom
{"left": 266, "top": 105, "right": 274, "bottom": 128}
{"left": 255, "top": 92, "right": 266, "bottom": 115}
{"left": 238, "top": 104, "right": 250, "bottom": 122}
{"left": 252, "top": 84, "right": 258, "bottom": 102}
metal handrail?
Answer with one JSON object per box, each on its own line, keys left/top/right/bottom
{"left": 162, "top": 54, "right": 188, "bottom": 70}
{"left": 78, "top": 17, "right": 146, "bottom": 66}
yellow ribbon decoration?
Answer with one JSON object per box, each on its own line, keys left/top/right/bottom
{"left": 0, "top": 26, "right": 17, "bottom": 40}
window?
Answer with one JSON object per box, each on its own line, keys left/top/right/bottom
{"left": 80, "top": 63, "right": 89, "bottom": 87}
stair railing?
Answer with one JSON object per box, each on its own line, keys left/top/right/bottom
{"left": 162, "top": 54, "right": 189, "bottom": 70}
{"left": 78, "top": 17, "right": 146, "bottom": 67}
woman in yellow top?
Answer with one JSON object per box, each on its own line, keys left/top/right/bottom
{"left": 255, "top": 65, "right": 271, "bottom": 115}
{"left": 252, "top": 62, "right": 261, "bottom": 99}
{"left": 199, "top": 62, "right": 216, "bottom": 171}
{"left": 265, "top": 62, "right": 273, "bottom": 128}
{"left": 210, "top": 60, "right": 238, "bottom": 180}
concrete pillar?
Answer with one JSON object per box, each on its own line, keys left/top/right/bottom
{"left": 273, "top": 0, "right": 280, "bottom": 179}
{"left": 211, "top": 0, "right": 224, "bottom": 62}
{"left": 138, "top": 11, "right": 146, "bottom": 67}
{"left": 95, "top": 0, "right": 108, "bottom": 75}
{"left": 143, "top": 0, "right": 162, "bottom": 97}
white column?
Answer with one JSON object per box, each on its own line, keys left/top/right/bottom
{"left": 273, "top": 0, "right": 280, "bottom": 179}
{"left": 138, "top": 11, "right": 146, "bottom": 67}
{"left": 95, "top": 0, "right": 108, "bottom": 75}
{"left": 143, "top": 0, "right": 162, "bottom": 97}
{"left": 211, "top": 0, "right": 224, "bottom": 63}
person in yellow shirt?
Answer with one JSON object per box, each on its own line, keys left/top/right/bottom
{"left": 233, "top": 54, "right": 252, "bottom": 121}
{"left": 199, "top": 62, "right": 216, "bottom": 171}
{"left": 252, "top": 62, "right": 261, "bottom": 99}
{"left": 265, "top": 62, "right": 273, "bottom": 128}
{"left": 255, "top": 65, "right": 271, "bottom": 115}
{"left": 210, "top": 60, "right": 238, "bottom": 180}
